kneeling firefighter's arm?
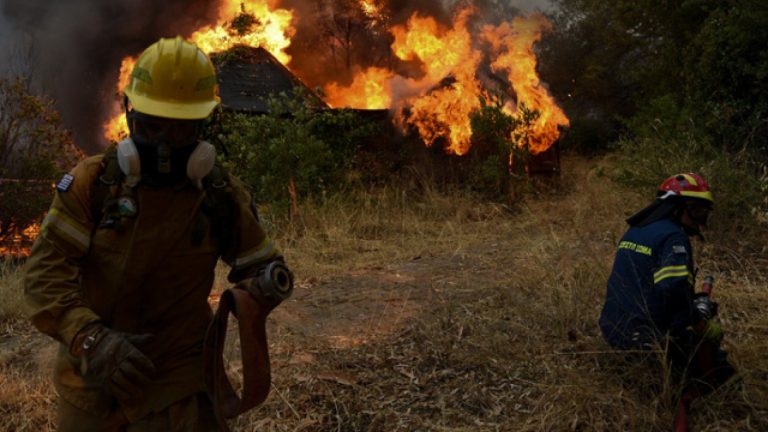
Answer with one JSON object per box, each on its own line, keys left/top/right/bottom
{"left": 23, "top": 160, "right": 102, "bottom": 347}
{"left": 654, "top": 233, "right": 696, "bottom": 333}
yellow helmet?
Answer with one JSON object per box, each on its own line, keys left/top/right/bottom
{"left": 124, "top": 37, "right": 220, "bottom": 120}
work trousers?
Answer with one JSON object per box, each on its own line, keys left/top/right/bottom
{"left": 57, "top": 392, "right": 220, "bottom": 432}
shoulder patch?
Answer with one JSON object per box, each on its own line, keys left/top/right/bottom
{"left": 56, "top": 174, "right": 75, "bottom": 192}
{"left": 672, "top": 245, "right": 688, "bottom": 255}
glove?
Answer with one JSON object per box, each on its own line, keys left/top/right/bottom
{"left": 701, "top": 320, "right": 724, "bottom": 344}
{"left": 693, "top": 294, "right": 718, "bottom": 321}
{"left": 71, "top": 323, "right": 156, "bottom": 404}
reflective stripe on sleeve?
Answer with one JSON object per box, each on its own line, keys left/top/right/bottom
{"left": 234, "top": 237, "right": 278, "bottom": 268}
{"left": 41, "top": 208, "right": 91, "bottom": 253}
{"left": 653, "top": 264, "right": 691, "bottom": 284}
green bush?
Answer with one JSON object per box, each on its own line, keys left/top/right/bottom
{"left": 614, "top": 124, "right": 765, "bottom": 230}
{"left": 469, "top": 94, "right": 541, "bottom": 199}
{"left": 216, "top": 90, "right": 378, "bottom": 213}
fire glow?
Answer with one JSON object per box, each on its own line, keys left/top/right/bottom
{"left": 326, "top": 8, "right": 570, "bottom": 156}
{"left": 102, "top": 1, "right": 568, "bottom": 159}
{"left": 103, "top": 0, "right": 296, "bottom": 142}
{"left": 0, "top": 222, "right": 41, "bottom": 258}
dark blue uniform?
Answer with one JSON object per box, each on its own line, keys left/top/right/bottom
{"left": 599, "top": 218, "right": 698, "bottom": 348}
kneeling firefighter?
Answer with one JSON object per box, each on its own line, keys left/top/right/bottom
{"left": 24, "top": 37, "right": 292, "bottom": 431}
{"left": 598, "top": 173, "right": 736, "bottom": 430}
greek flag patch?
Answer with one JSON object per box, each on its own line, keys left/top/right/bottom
{"left": 673, "top": 245, "right": 687, "bottom": 255}
{"left": 56, "top": 174, "right": 75, "bottom": 192}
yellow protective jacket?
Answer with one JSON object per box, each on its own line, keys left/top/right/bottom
{"left": 23, "top": 153, "right": 281, "bottom": 422}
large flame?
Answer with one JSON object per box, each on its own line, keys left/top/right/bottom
{"left": 483, "top": 14, "right": 570, "bottom": 154}
{"left": 102, "top": 1, "right": 567, "bottom": 160}
{"left": 391, "top": 8, "right": 482, "bottom": 156}
{"left": 326, "top": 8, "right": 569, "bottom": 156}
{"left": 191, "top": 0, "right": 295, "bottom": 65}
{"left": 103, "top": 0, "right": 295, "bottom": 142}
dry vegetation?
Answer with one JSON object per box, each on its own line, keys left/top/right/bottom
{"left": 1, "top": 156, "right": 766, "bottom": 431}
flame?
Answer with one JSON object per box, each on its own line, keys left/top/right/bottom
{"left": 359, "top": 0, "right": 384, "bottom": 21}
{"left": 191, "top": 0, "right": 295, "bottom": 65}
{"left": 104, "top": 57, "right": 136, "bottom": 143}
{"left": 0, "top": 222, "right": 41, "bottom": 257}
{"left": 325, "top": 67, "right": 394, "bottom": 110}
{"left": 101, "top": 1, "right": 568, "bottom": 162}
{"left": 326, "top": 9, "right": 568, "bottom": 157}
{"left": 391, "top": 9, "right": 482, "bottom": 155}
{"left": 103, "top": 0, "right": 295, "bottom": 142}
{"left": 482, "top": 14, "right": 570, "bottom": 154}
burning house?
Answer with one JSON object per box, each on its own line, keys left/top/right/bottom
{"left": 4, "top": 0, "right": 571, "bottom": 258}
{"left": 213, "top": 46, "right": 327, "bottom": 114}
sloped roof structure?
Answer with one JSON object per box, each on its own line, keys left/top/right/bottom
{"left": 214, "top": 46, "right": 328, "bottom": 113}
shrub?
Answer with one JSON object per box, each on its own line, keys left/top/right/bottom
{"left": 469, "top": 94, "right": 541, "bottom": 199}
{"left": 216, "top": 90, "right": 378, "bottom": 214}
{"left": 614, "top": 123, "right": 765, "bottom": 231}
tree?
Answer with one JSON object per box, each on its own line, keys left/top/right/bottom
{"left": 0, "top": 76, "right": 82, "bottom": 240}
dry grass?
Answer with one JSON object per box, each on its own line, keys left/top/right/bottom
{"left": 1, "top": 156, "right": 766, "bottom": 431}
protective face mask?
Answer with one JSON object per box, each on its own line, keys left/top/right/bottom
{"left": 117, "top": 138, "right": 216, "bottom": 189}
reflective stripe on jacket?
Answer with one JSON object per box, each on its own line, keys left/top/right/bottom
{"left": 599, "top": 218, "right": 697, "bottom": 348}
{"left": 24, "top": 154, "right": 281, "bottom": 421}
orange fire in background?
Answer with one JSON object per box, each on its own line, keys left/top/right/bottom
{"left": 103, "top": 0, "right": 296, "bottom": 142}
{"left": 0, "top": 222, "right": 41, "bottom": 258}
{"left": 103, "top": 56, "right": 136, "bottom": 143}
{"left": 482, "top": 14, "right": 570, "bottom": 154}
{"left": 190, "top": 0, "right": 295, "bottom": 64}
{"left": 101, "top": 1, "right": 567, "bottom": 160}
{"left": 390, "top": 8, "right": 482, "bottom": 156}
{"left": 359, "top": 0, "right": 385, "bottom": 21}
{"left": 327, "top": 9, "right": 569, "bottom": 156}
{"left": 325, "top": 67, "right": 394, "bottom": 110}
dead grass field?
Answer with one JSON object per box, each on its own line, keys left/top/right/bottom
{"left": 1, "top": 156, "right": 766, "bottom": 431}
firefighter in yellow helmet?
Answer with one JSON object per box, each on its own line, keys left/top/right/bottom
{"left": 24, "top": 37, "right": 288, "bottom": 431}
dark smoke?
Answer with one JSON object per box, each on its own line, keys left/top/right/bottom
{"left": 0, "top": 0, "right": 550, "bottom": 153}
{"left": 0, "top": 0, "right": 219, "bottom": 153}
{"left": 279, "top": 0, "right": 527, "bottom": 90}
{"left": 279, "top": 0, "right": 457, "bottom": 89}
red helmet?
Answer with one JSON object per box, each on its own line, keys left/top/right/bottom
{"left": 658, "top": 173, "right": 713, "bottom": 205}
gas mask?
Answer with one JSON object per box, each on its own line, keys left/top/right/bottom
{"left": 119, "top": 111, "right": 216, "bottom": 188}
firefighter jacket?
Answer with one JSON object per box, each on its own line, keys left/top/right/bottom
{"left": 599, "top": 218, "right": 698, "bottom": 348}
{"left": 23, "top": 153, "right": 282, "bottom": 422}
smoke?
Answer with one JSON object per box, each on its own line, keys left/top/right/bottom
{"left": 279, "top": 0, "right": 553, "bottom": 90}
{"left": 0, "top": 0, "right": 554, "bottom": 153}
{"left": 0, "top": 0, "right": 219, "bottom": 153}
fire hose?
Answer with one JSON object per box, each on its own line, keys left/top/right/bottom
{"left": 204, "top": 261, "right": 293, "bottom": 431}
{"left": 673, "top": 274, "right": 714, "bottom": 432}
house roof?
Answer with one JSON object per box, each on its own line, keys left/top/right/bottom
{"left": 213, "top": 46, "right": 328, "bottom": 113}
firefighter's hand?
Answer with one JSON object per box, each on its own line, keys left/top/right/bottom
{"left": 693, "top": 294, "right": 718, "bottom": 321}
{"left": 72, "top": 323, "right": 156, "bottom": 404}
{"left": 701, "top": 320, "right": 724, "bottom": 344}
